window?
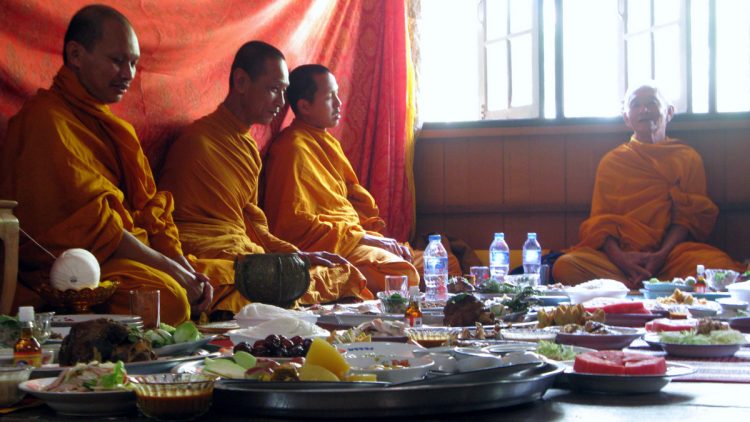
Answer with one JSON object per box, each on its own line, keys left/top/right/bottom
{"left": 417, "top": 0, "right": 750, "bottom": 122}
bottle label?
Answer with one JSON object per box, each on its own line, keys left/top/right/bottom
{"left": 524, "top": 250, "right": 540, "bottom": 263}
{"left": 404, "top": 316, "right": 422, "bottom": 327}
{"left": 14, "top": 351, "right": 42, "bottom": 367}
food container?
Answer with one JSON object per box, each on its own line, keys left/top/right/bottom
{"left": 565, "top": 288, "right": 628, "bottom": 305}
{"left": 726, "top": 281, "right": 750, "bottom": 303}
{"left": 377, "top": 291, "right": 409, "bottom": 314}
{"left": 129, "top": 373, "right": 217, "bottom": 420}
{"left": 0, "top": 365, "right": 33, "bottom": 407}
{"left": 704, "top": 269, "right": 739, "bottom": 292}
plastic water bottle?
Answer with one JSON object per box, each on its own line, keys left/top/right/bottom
{"left": 423, "top": 234, "right": 448, "bottom": 300}
{"left": 522, "top": 232, "right": 542, "bottom": 275}
{"left": 489, "top": 232, "right": 510, "bottom": 279}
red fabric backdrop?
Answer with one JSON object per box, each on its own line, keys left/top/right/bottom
{"left": 0, "top": 0, "right": 415, "bottom": 241}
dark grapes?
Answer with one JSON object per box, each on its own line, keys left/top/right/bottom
{"left": 245, "top": 334, "right": 311, "bottom": 358}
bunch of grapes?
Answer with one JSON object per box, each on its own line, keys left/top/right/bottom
{"left": 234, "top": 334, "right": 313, "bottom": 357}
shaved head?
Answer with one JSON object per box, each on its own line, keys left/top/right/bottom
{"left": 63, "top": 4, "right": 133, "bottom": 64}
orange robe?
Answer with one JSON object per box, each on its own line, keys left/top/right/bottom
{"left": 553, "top": 136, "right": 744, "bottom": 285}
{"left": 158, "top": 105, "right": 373, "bottom": 303}
{"left": 0, "top": 67, "right": 247, "bottom": 324}
{"left": 263, "top": 119, "right": 419, "bottom": 292}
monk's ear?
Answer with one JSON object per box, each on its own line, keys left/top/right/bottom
{"left": 65, "top": 41, "right": 85, "bottom": 68}
{"left": 297, "top": 98, "right": 313, "bottom": 115}
{"left": 232, "top": 68, "right": 250, "bottom": 94}
{"left": 665, "top": 104, "right": 675, "bottom": 123}
{"left": 622, "top": 111, "right": 632, "bottom": 128}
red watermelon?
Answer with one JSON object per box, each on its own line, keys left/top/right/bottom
{"left": 585, "top": 301, "right": 651, "bottom": 315}
{"left": 574, "top": 351, "right": 667, "bottom": 375}
{"left": 645, "top": 318, "right": 698, "bottom": 332}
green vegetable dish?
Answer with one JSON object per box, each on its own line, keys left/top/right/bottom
{"left": 659, "top": 330, "right": 747, "bottom": 345}
{"left": 142, "top": 321, "right": 202, "bottom": 348}
{"left": 535, "top": 340, "right": 578, "bottom": 361}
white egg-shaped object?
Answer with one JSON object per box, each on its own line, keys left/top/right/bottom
{"left": 50, "top": 248, "right": 101, "bottom": 291}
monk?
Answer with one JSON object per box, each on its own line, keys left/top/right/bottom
{"left": 158, "top": 42, "right": 372, "bottom": 304}
{"left": 552, "top": 82, "right": 745, "bottom": 288}
{"left": 0, "top": 5, "right": 249, "bottom": 324}
{"left": 262, "top": 64, "right": 421, "bottom": 293}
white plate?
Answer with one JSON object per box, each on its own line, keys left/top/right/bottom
{"left": 154, "top": 335, "right": 217, "bottom": 357}
{"left": 339, "top": 342, "right": 418, "bottom": 358}
{"left": 347, "top": 355, "right": 434, "bottom": 383}
{"left": 562, "top": 363, "right": 695, "bottom": 394}
{"left": 483, "top": 341, "right": 539, "bottom": 354}
{"left": 717, "top": 298, "right": 749, "bottom": 311}
{"left": 501, "top": 328, "right": 558, "bottom": 342}
{"left": 31, "top": 354, "right": 215, "bottom": 378}
{"left": 19, "top": 377, "right": 136, "bottom": 416}
{"left": 643, "top": 333, "right": 749, "bottom": 358}
{"left": 51, "top": 314, "right": 142, "bottom": 327}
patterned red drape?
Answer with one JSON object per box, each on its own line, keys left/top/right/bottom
{"left": 0, "top": 0, "right": 415, "bottom": 241}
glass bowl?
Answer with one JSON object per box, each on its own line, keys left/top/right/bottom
{"left": 377, "top": 291, "right": 409, "bottom": 314}
{"left": 704, "top": 269, "right": 739, "bottom": 292}
{"left": 0, "top": 365, "right": 33, "bottom": 407}
{"left": 129, "top": 373, "right": 217, "bottom": 421}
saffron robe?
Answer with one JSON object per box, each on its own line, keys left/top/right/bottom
{"left": 263, "top": 119, "right": 420, "bottom": 292}
{"left": 0, "top": 67, "right": 248, "bottom": 324}
{"left": 157, "top": 106, "right": 373, "bottom": 303}
{"left": 553, "top": 136, "right": 744, "bottom": 285}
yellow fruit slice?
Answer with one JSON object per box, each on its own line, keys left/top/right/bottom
{"left": 298, "top": 363, "right": 340, "bottom": 382}
{"left": 344, "top": 373, "right": 378, "bottom": 382}
{"left": 305, "top": 338, "right": 350, "bottom": 379}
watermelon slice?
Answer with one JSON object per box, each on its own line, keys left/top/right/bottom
{"left": 574, "top": 351, "right": 667, "bottom": 375}
{"left": 645, "top": 318, "right": 699, "bottom": 332}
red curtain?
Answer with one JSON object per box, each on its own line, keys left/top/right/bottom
{"left": 0, "top": 0, "right": 415, "bottom": 241}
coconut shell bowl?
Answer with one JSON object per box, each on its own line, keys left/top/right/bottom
{"left": 37, "top": 280, "right": 119, "bottom": 314}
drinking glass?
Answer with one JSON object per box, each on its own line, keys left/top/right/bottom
{"left": 129, "top": 290, "right": 160, "bottom": 329}
{"left": 470, "top": 266, "right": 491, "bottom": 284}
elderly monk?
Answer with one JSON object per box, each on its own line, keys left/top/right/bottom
{"left": 552, "top": 82, "right": 745, "bottom": 289}
{"left": 262, "top": 65, "right": 421, "bottom": 293}
{"left": 158, "top": 42, "right": 373, "bottom": 304}
{"left": 0, "top": 5, "right": 248, "bottom": 324}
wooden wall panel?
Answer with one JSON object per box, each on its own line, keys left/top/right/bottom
{"left": 503, "top": 137, "right": 566, "bottom": 205}
{"left": 414, "top": 137, "right": 445, "bottom": 209}
{"left": 565, "top": 133, "right": 624, "bottom": 205}
{"left": 444, "top": 139, "right": 504, "bottom": 207}
{"left": 682, "top": 129, "right": 727, "bottom": 204}
{"left": 724, "top": 130, "right": 750, "bottom": 203}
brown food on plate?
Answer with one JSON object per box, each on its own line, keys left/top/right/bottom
{"left": 696, "top": 318, "right": 729, "bottom": 335}
{"left": 58, "top": 318, "right": 155, "bottom": 366}
{"left": 447, "top": 276, "right": 476, "bottom": 293}
{"left": 443, "top": 294, "right": 494, "bottom": 327}
{"left": 537, "top": 304, "right": 605, "bottom": 328}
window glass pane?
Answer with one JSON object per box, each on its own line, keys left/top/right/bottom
{"left": 543, "top": 0, "right": 556, "bottom": 118}
{"left": 510, "top": 0, "right": 532, "bottom": 33}
{"left": 563, "top": 0, "right": 621, "bottom": 117}
{"left": 627, "top": 33, "right": 652, "bottom": 88}
{"left": 654, "top": 24, "right": 685, "bottom": 111}
{"left": 419, "top": 0, "right": 482, "bottom": 122}
{"left": 627, "top": 0, "right": 650, "bottom": 33}
{"left": 716, "top": 0, "right": 750, "bottom": 112}
{"left": 486, "top": 0, "right": 508, "bottom": 40}
{"left": 486, "top": 40, "right": 509, "bottom": 110}
{"left": 654, "top": 0, "right": 681, "bottom": 25}
{"left": 511, "top": 33, "right": 533, "bottom": 106}
{"left": 691, "top": 0, "right": 709, "bottom": 113}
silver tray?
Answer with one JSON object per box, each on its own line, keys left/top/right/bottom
{"left": 211, "top": 362, "right": 564, "bottom": 418}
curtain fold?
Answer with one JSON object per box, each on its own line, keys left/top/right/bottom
{"left": 0, "top": 0, "right": 416, "bottom": 241}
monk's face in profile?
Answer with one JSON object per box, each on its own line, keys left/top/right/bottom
{"left": 236, "top": 57, "right": 289, "bottom": 125}
{"left": 299, "top": 72, "right": 342, "bottom": 129}
{"left": 66, "top": 18, "right": 140, "bottom": 104}
{"left": 623, "top": 86, "right": 674, "bottom": 143}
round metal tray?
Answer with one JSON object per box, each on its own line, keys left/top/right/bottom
{"left": 211, "top": 362, "right": 564, "bottom": 418}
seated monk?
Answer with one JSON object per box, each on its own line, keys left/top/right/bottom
{"left": 0, "top": 5, "right": 249, "bottom": 324}
{"left": 262, "top": 64, "right": 430, "bottom": 293}
{"left": 158, "top": 41, "right": 373, "bottom": 304}
{"left": 552, "top": 82, "right": 745, "bottom": 289}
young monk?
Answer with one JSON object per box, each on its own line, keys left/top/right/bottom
{"left": 552, "top": 82, "right": 745, "bottom": 289}
{"left": 262, "top": 65, "right": 421, "bottom": 293}
{"left": 158, "top": 42, "right": 373, "bottom": 304}
{"left": 0, "top": 5, "right": 249, "bottom": 324}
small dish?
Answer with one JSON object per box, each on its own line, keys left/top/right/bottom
{"left": 0, "top": 365, "right": 33, "bottom": 407}
{"left": 729, "top": 317, "right": 750, "bottom": 333}
{"left": 501, "top": 328, "right": 558, "bottom": 342}
{"left": 338, "top": 342, "right": 417, "bottom": 358}
{"left": 704, "top": 269, "right": 739, "bottom": 292}
{"left": 717, "top": 298, "right": 749, "bottom": 311}
{"left": 377, "top": 291, "right": 409, "bottom": 314}
{"left": 153, "top": 335, "right": 217, "bottom": 357}
{"left": 642, "top": 281, "right": 691, "bottom": 292}
{"left": 456, "top": 355, "right": 506, "bottom": 372}
{"left": 19, "top": 377, "right": 136, "bottom": 416}
{"left": 643, "top": 333, "right": 749, "bottom": 358}
{"left": 346, "top": 356, "right": 434, "bottom": 383}
{"left": 129, "top": 373, "right": 217, "bottom": 420}
{"left": 483, "top": 341, "right": 539, "bottom": 354}
{"left": 555, "top": 327, "right": 643, "bottom": 350}
{"left": 562, "top": 363, "right": 694, "bottom": 394}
